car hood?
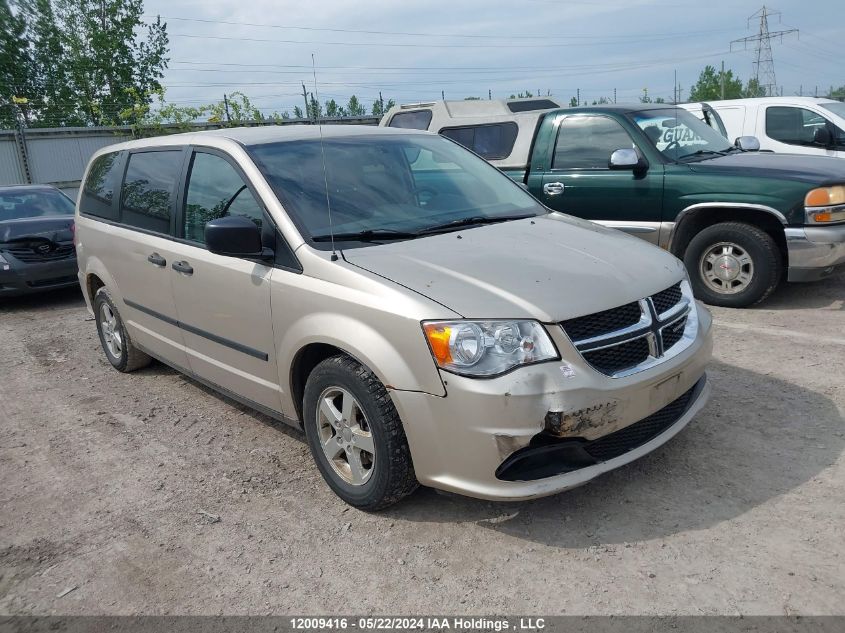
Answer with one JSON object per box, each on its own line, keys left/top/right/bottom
{"left": 342, "top": 214, "right": 686, "bottom": 322}
{"left": 688, "top": 151, "right": 845, "bottom": 185}
{"left": 0, "top": 216, "right": 74, "bottom": 244}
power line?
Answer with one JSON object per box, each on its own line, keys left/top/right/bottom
{"left": 149, "top": 14, "right": 740, "bottom": 42}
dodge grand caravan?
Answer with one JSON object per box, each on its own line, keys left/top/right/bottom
{"left": 75, "top": 125, "right": 712, "bottom": 509}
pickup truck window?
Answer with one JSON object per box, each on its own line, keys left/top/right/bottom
{"left": 766, "top": 106, "right": 829, "bottom": 146}
{"left": 440, "top": 123, "right": 518, "bottom": 160}
{"left": 553, "top": 116, "right": 633, "bottom": 169}
{"left": 388, "top": 110, "right": 433, "bottom": 130}
{"left": 630, "top": 108, "right": 732, "bottom": 161}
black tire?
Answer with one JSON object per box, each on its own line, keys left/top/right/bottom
{"left": 93, "top": 287, "right": 151, "bottom": 372}
{"left": 302, "top": 355, "right": 418, "bottom": 510}
{"left": 683, "top": 221, "right": 782, "bottom": 308}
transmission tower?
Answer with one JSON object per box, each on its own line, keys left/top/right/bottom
{"left": 731, "top": 6, "right": 798, "bottom": 97}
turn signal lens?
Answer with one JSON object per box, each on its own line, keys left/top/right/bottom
{"left": 805, "top": 185, "right": 845, "bottom": 207}
{"left": 423, "top": 323, "right": 453, "bottom": 366}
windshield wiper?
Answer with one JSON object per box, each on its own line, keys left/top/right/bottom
{"left": 311, "top": 228, "right": 419, "bottom": 243}
{"left": 416, "top": 214, "right": 536, "bottom": 236}
{"left": 678, "top": 149, "right": 730, "bottom": 161}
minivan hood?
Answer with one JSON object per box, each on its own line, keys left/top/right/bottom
{"left": 342, "top": 214, "right": 685, "bottom": 322}
{"left": 0, "top": 216, "right": 74, "bottom": 244}
{"left": 689, "top": 151, "right": 845, "bottom": 185}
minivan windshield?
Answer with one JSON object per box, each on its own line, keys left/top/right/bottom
{"left": 630, "top": 108, "right": 734, "bottom": 161}
{"left": 247, "top": 134, "right": 544, "bottom": 248}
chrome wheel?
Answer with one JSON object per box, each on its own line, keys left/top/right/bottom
{"left": 99, "top": 303, "right": 123, "bottom": 359}
{"left": 315, "top": 387, "right": 375, "bottom": 486}
{"left": 699, "top": 241, "right": 754, "bottom": 295}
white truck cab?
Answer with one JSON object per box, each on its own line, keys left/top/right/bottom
{"left": 691, "top": 97, "right": 845, "bottom": 158}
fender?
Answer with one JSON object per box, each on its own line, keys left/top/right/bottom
{"left": 667, "top": 202, "right": 787, "bottom": 251}
{"left": 277, "top": 311, "right": 447, "bottom": 419}
{"left": 78, "top": 252, "right": 124, "bottom": 315}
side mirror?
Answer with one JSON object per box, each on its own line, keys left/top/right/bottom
{"left": 609, "top": 148, "right": 647, "bottom": 171}
{"left": 735, "top": 136, "right": 761, "bottom": 151}
{"left": 205, "top": 216, "right": 268, "bottom": 259}
{"left": 813, "top": 127, "right": 832, "bottom": 146}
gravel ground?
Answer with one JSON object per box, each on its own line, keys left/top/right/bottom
{"left": 0, "top": 272, "right": 843, "bottom": 616}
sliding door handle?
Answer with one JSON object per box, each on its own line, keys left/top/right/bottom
{"left": 171, "top": 260, "right": 193, "bottom": 275}
{"left": 147, "top": 252, "right": 166, "bottom": 267}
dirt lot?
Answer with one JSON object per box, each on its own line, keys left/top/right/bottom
{"left": 1, "top": 273, "right": 843, "bottom": 616}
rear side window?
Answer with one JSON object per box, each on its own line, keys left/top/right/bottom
{"left": 440, "top": 123, "right": 518, "bottom": 160}
{"left": 388, "top": 110, "right": 433, "bottom": 130}
{"left": 507, "top": 99, "right": 558, "bottom": 113}
{"left": 553, "top": 116, "right": 633, "bottom": 169}
{"left": 765, "top": 106, "right": 828, "bottom": 146}
{"left": 120, "top": 150, "right": 183, "bottom": 234}
{"left": 81, "top": 152, "right": 122, "bottom": 219}
{"left": 183, "top": 152, "right": 263, "bottom": 244}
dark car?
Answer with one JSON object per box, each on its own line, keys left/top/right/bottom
{"left": 0, "top": 185, "right": 78, "bottom": 297}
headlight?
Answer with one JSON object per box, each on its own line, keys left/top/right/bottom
{"left": 805, "top": 186, "right": 845, "bottom": 223}
{"left": 422, "top": 320, "right": 559, "bottom": 377}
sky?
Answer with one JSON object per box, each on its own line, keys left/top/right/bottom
{"left": 141, "top": 0, "right": 842, "bottom": 116}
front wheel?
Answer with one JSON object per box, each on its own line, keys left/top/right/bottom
{"left": 302, "top": 355, "right": 418, "bottom": 510}
{"left": 683, "top": 222, "right": 782, "bottom": 308}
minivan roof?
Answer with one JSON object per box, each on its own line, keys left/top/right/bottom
{"left": 96, "top": 124, "right": 427, "bottom": 153}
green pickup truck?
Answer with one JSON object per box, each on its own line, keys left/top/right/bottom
{"left": 383, "top": 100, "right": 845, "bottom": 307}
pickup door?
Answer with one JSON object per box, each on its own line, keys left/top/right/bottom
{"left": 528, "top": 113, "right": 665, "bottom": 245}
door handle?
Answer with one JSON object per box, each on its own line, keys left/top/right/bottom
{"left": 147, "top": 252, "right": 166, "bottom": 267}
{"left": 543, "top": 182, "right": 565, "bottom": 196}
{"left": 171, "top": 260, "right": 193, "bottom": 275}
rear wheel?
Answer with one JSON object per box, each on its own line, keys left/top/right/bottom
{"left": 94, "top": 287, "right": 151, "bottom": 372}
{"left": 303, "top": 355, "right": 418, "bottom": 510}
{"left": 683, "top": 222, "right": 782, "bottom": 308}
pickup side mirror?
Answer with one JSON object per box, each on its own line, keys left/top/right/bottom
{"left": 609, "top": 148, "right": 647, "bottom": 171}
{"left": 205, "top": 216, "right": 270, "bottom": 259}
{"left": 735, "top": 136, "right": 761, "bottom": 151}
{"left": 813, "top": 127, "right": 832, "bottom": 146}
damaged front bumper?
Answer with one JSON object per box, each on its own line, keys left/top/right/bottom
{"left": 390, "top": 303, "right": 712, "bottom": 501}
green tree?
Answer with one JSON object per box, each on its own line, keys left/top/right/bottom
{"left": 325, "top": 98, "right": 340, "bottom": 117}
{"left": 509, "top": 91, "right": 534, "bottom": 99}
{"left": 345, "top": 95, "right": 365, "bottom": 117}
{"left": 743, "top": 78, "right": 767, "bottom": 98}
{"left": 1, "top": 0, "right": 36, "bottom": 127}
{"left": 689, "top": 65, "right": 743, "bottom": 101}
{"left": 14, "top": 0, "right": 168, "bottom": 126}
{"left": 830, "top": 85, "right": 845, "bottom": 99}
{"left": 293, "top": 105, "right": 304, "bottom": 119}
{"left": 307, "top": 93, "right": 322, "bottom": 120}
{"left": 371, "top": 95, "right": 395, "bottom": 116}
{"left": 569, "top": 96, "right": 578, "bottom": 107}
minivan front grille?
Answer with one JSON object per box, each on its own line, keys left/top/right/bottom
{"left": 560, "top": 281, "right": 696, "bottom": 378}
{"left": 560, "top": 301, "right": 641, "bottom": 341}
{"left": 4, "top": 244, "right": 75, "bottom": 263}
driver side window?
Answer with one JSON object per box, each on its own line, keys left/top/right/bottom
{"left": 183, "top": 152, "right": 263, "bottom": 244}
{"left": 553, "top": 116, "right": 634, "bottom": 169}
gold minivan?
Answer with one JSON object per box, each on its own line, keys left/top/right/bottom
{"left": 75, "top": 125, "right": 712, "bottom": 509}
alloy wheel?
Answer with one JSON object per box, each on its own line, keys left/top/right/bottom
{"left": 315, "top": 387, "right": 375, "bottom": 486}
{"left": 699, "top": 241, "right": 755, "bottom": 295}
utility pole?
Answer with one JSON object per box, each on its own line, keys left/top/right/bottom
{"left": 223, "top": 94, "right": 231, "bottom": 123}
{"left": 613, "top": 88, "right": 617, "bottom": 104}
{"left": 576, "top": 88, "right": 580, "bottom": 105}
{"left": 674, "top": 70, "right": 677, "bottom": 103}
{"left": 720, "top": 61, "right": 725, "bottom": 100}
{"left": 731, "top": 6, "right": 798, "bottom": 97}
{"left": 488, "top": 89, "right": 492, "bottom": 100}
{"left": 441, "top": 90, "right": 445, "bottom": 100}
{"left": 301, "top": 83, "right": 309, "bottom": 120}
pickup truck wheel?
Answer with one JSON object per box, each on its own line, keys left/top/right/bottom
{"left": 684, "top": 222, "right": 781, "bottom": 308}
{"left": 302, "top": 355, "right": 418, "bottom": 510}
{"left": 94, "top": 287, "right": 152, "bottom": 372}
